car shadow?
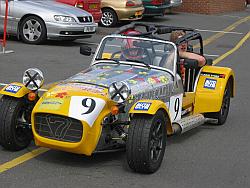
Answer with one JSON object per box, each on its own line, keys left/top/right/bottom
{"left": 30, "top": 146, "right": 131, "bottom": 170}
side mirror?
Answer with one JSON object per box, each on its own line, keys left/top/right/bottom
{"left": 206, "top": 58, "right": 213, "bottom": 65}
{"left": 183, "top": 59, "right": 199, "bottom": 69}
{"left": 80, "top": 46, "right": 93, "bottom": 56}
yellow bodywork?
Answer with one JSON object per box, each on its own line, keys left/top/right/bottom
{"left": 31, "top": 84, "right": 116, "bottom": 156}
{"left": 129, "top": 99, "right": 173, "bottom": 135}
{"left": 193, "top": 66, "right": 235, "bottom": 114}
{"left": 0, "top": 82, "right": 30, "bottom": 97}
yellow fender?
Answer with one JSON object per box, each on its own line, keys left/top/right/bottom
{"left": 194, "top": 66, "right": 235, "bottom": 114}
{"left": 129, "top": 99, "right": 174, "bottom": 135}
{"left": 0, "top": 82, "right": 30, "bottom": 98}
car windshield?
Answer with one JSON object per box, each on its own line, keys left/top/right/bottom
{"left": 95, "top": 36, "right": 177, "bottom": 73}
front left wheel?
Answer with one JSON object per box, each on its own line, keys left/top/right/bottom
{"left": 0, "top": 96, "right": 33, "bottom": 151}
{"left": 19, "top": 16, "right": 47, "bottom": 44}
{"left": 126, "top": 110, "right": 167, "bottom": 173}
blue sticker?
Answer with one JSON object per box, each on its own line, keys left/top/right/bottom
{"left": 4, "top": 85, "right": 21, "bottom": 93}
{"left": 204, "top": 78, "right": 217, "bottom": 90}
{"left": 134, "top": 102, "right": 152, "bottom": 111}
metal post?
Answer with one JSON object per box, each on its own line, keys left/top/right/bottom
{"left": 0, "top": 0, "right": 14, "bottom": 54}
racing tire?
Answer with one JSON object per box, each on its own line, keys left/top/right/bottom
{"left": 19, "top": 16, "right": 47, "bottom": 44}
{"left": 126, "top": 110, "right": 167, "bottom": 173}
{"left": 205, "top": 83, "right": 231, "bottom": 125}
{"left": 100, "top": 8, "right": 118, "bottom": 27}
{"left": 0, "top": 96, "right": 32, "bottom": 151}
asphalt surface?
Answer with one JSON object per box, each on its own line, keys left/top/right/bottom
{"left": 0, "top": 7, "right": 250, "bottom": 188}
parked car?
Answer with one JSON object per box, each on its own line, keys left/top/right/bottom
{"left": 0, "top": 0, "right": 97, "bottom": 44}
{"left": 100, "top": 0, "right": 144, "bottom": 27}
{"left": 56, "top": 0, "right": 102, "bottom": 23}
{"left": 0, "top": 23, "right": 235, "bottom": 174}
{"left": 169, "top": 0, "right": 182, "bottom": 8}
{"left": 142, "top": 0, "right": 171, "bottom": 17}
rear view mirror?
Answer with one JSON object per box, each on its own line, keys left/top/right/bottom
{"left": 80, "top": 46, "right": 93, "bottom": 56}
{"left": 183, "top": 59, "right": 199, "bottom": 69}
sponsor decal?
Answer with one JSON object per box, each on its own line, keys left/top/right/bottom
{"left": 204, "top": 78, "right": 217, "bottom": 90}
{"left": 134, "top": 102, "right": 152, "bottom": 111}
{"left": 201, "top": 72, "right": 225, "bottom": 79}
{"left": 139, "top": 71, "right": 148, "bottom": 75}
{"left": 4, "top": 85, "right": 21, "bottom": 93}
{"left": 128, "top": 79, "right": 138, "bottom": 85}
{"left": 38, "top": 98, "right": 64, "bottom": 110}
{"left": 159, "top": 75, "right": 169, "bottom": 84}
{"left": 55, "top": 92, "right": 68, "bottom": 98}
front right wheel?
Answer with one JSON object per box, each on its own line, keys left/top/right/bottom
{"left": 126, "top": 110, "right": 167, "bottom": 173}
{"left": 0, "top": 96, "right": 33, "bottom": 151}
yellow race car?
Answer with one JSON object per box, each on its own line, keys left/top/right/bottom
{"left": 0, "top": 23, "right": 235, "bottom": 174}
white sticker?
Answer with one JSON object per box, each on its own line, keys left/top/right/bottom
{"left": 169, "top": 94, "right": 183, "bottom": 122}
{"left": 68, "top": 96, "right": 105, "bottom": 127}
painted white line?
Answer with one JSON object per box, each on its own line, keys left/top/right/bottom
{"left": 222, "top": 15, "right": 244, "bottom": 19}
{"left": 204, "top": 54, "right": 220, "bottom": 57}
{"left": 195, "top": 29, "right": 243, "bottom": 35}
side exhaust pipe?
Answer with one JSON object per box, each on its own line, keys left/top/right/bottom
{"left": 172, "top": 114, "right": 205, "bottom": 134}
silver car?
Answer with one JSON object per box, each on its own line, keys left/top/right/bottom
{"left": 0, "top": 0, "right": 98, "bottom": 44}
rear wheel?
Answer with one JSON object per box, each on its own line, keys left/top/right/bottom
{"left": 126, "top": 110, "right": 167, "bottom": 173}
{"left": 0, "top": 96, "right": 32, "bottom": 151}
{"left": 20, "top": 16, "right": 47, "bottom": 44}
{"left": 100, "top": 8, "right": 118, "bottom": 27}
{"left": 205, "top": 83, "right": 231, "bottom": 125}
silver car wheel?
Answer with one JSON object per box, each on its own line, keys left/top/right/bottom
{"left": 22, "top": 19, "right": 42, "bottom": 42}
{"left": 101, "top": 11, "right": 114, "bottom": 26}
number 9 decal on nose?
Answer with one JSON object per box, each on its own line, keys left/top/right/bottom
{"left": 81, "top": 98, "right": 96, "bottom": 115}
{"left": 69, "top": 96, "right": 106, "bottom": 127}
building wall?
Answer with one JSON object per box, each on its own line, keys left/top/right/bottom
{"left": 174, "top": 0, "right": 246, "bottom": 14}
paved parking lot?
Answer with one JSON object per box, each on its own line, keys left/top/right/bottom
{"left": 0, "top": 7, "right": 250, "bottom": 188}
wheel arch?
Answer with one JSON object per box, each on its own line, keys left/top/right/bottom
{"left": 101, "top": 7, "right": 119, "bottom": 20}
{"left": 129, "top": 100, "right": 173, "bottom": 135}
{"left": 17, "top": 14, "right": 47, "bottom": 38}
{"left": 194, "top": 66, "right": 235, "bottom": 114}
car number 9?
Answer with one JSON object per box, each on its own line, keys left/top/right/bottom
{"left": 69, "top": 96, "right": 105, "bottom": 127}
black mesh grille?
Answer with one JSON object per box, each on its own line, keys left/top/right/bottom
{"left": 77, "top": 16, "right": 93, "bottom": 23}
{"left": 35, "top": 113, "right": 83, "bottom": 143}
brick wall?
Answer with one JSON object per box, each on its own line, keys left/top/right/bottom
{"left": 174, "top": 0, "right": 246, "bottom": 14}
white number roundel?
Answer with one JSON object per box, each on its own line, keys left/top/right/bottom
{"left": 68, "top": 96, "right": 105, "bottom": 127}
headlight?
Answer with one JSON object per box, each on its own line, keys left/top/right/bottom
{"left": 23, "top": 68, "right": 44, "bottom": 91}
{"left": 54, "top": 15, "right": 76, "bottom": 23}
{"left": 108, "top": 81, "right": 131, "bottom": 103}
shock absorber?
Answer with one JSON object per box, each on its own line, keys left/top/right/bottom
{"left": 113, "top": 125, "right": 127, "bottom": 140}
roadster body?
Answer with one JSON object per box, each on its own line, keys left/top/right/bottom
{"left": 0, "top": 23, "right": 235, "bottom": 173}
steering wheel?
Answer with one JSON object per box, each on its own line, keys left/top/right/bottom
{"left": 110, "top": 51, "right": 122, "bottom": 59}
{"left": 122, "top": 47, "right": 152, "bottom": 65}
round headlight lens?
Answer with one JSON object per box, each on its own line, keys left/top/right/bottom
{"left": 108, "top": 81, "right": 131, "bottom": 103}
{"left": 23, "top": 68, "right": 44, "bottom": 91}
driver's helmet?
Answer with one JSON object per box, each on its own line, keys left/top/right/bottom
{"left": 121, "top": 29, "right": 144, "bottom": 60}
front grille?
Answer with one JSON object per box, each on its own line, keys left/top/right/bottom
{"left": 35, "top": 113, "right": 83, "bottom": 143}
{"left": 77, "top": 16, "right": 93, "bottom": 23}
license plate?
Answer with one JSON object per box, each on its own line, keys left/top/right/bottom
{"left": 89, "top": 4, "right": 97, "bottom": 9}
{"left": 135, "top": 11, "right": 143, "bottom": 16}
{"left": 84, "top": 26, "right": 95, "bottom": 32}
